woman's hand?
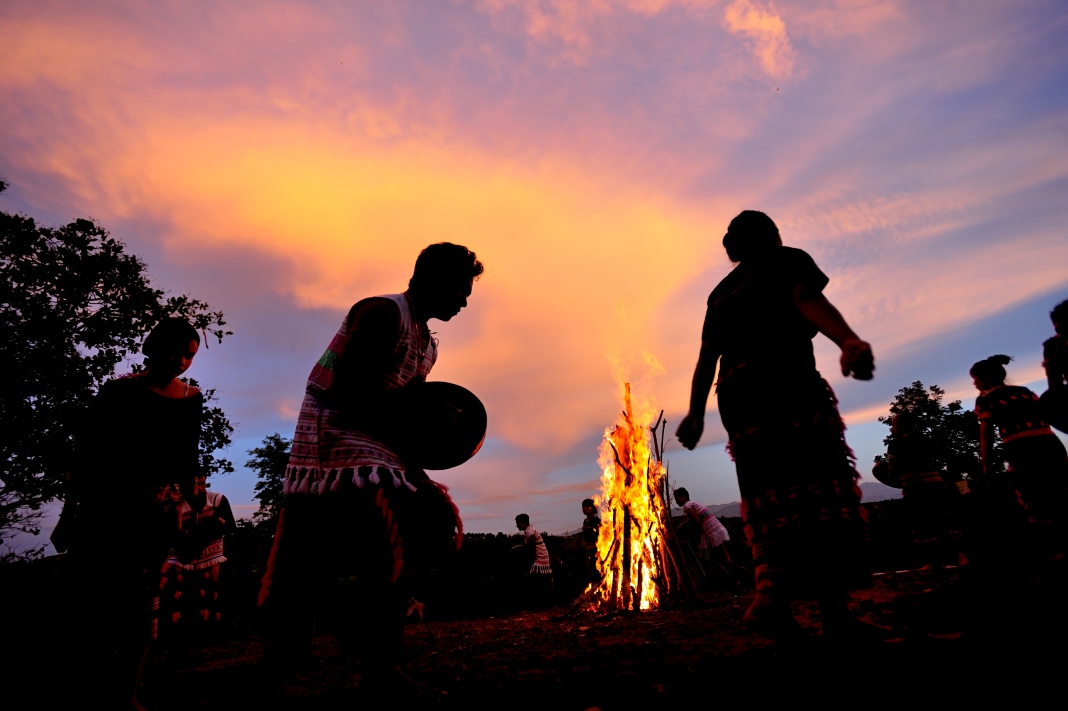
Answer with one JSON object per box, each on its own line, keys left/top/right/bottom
{"left": 676, "top": 413, "right": 704, "bottom": 450}
{"left": 840, "top": 338, "right": 875, "bottom": 380}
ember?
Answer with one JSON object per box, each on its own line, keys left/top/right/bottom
{"left": 592, "top": 382, "right": 692, "bottom": 611}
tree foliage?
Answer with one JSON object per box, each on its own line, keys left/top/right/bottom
{"left": 244, "top": 433, "right": 290, "bottom": 526}
{"left": 0, "top": 184, "right": 232, "bottom": 550}
{"left": 874, "top": 380, "right": 997, "bottom": 479}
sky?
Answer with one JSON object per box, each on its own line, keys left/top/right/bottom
{"left": 3, "top": 0, "right": 1068, "bottom": 548}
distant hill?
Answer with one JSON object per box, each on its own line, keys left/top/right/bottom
{"left": 860, "top": 481, "right": 902, "bottom": 502}
{"left": 669, "top": 502, "right": 742, "bottom": 519}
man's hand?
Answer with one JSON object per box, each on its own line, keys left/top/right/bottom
{"left": 840, "top": 338, "right": 875, "bottom": 380}
{"left": 676, "top": 413, "right": 704, "bottom": 450}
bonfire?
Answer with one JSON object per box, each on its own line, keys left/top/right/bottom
{"left": 590, "top": 382, "right": 693, "bottom": 611}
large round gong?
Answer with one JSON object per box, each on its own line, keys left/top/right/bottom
{"left": 405, "top": 381, "right": 488, "bottom": 470}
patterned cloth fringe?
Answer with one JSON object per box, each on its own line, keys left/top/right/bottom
{"left": 529, "top": 563, "right": 553, "bottom": 575}
{"left": 283, "top": 464, "right": 418, "bottom": 496}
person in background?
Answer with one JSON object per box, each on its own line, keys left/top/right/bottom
{"left": 673, "top": 488, "right": 730, "bottom": 559}
{"left": 513, "top": 513, "right": 554, "bottom": 607}
{"left": 161, "top": 474, "right": 236, "bottom": 633}
{"left": 875, "top": 413, "right": 966, "bottom": 569}
{"left": 676, "top": 210, "right": 878, "bottom": 641}
{"left": 973, "top": 354, "right": 1068, "bottom": 561}
{"left": 54, "top": 317, "right": 204, "bottom": 709}
{"left": 581, "top": 498, "right": 602, "bottom": 585}
{"left": 1041, "top": 299, "right": 1068, "bottom": 433}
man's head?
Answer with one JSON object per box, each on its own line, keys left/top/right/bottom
{"left": 408, "top": 243, "right": 484, "bottom": 321}
{"left": 673, "top": 487, "right": 690, "bottom": 506}
{"left": 581, "top": 498, "right": 596, "bottom": 516}
{"left": 515, "top": 513, "right": 530, "bottom": 531}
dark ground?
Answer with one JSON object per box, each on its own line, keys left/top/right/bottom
{"left": 4, "top": 502, "right": 1067, "bottom": 708}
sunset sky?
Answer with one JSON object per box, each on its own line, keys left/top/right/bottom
{"left": 3, "top": 0, "right": 1067, "bottom": 546}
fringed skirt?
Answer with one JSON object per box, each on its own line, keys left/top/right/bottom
{"left": 718, "top": 368, "right": 870, "bottom": 596}
{"left": 283, "top": 392, "right": 420, "bottom": 495}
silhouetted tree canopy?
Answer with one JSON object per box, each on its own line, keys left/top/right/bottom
{"left": 0, "top": 182, "right": 232, "bottom": 554}
{"left": 874, "top": 381, "right": 994, "bottom": 479}
{"left": 245, "top": 433, "right": 290, "bottom": 526}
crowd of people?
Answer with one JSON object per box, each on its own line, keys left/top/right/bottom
{"left": 49, "top": 219, "right": 1068, "bottom": 707}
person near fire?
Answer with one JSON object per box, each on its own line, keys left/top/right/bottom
{"left": 972, "top": 354, "right": 1068, "bottom": 561}
{"left": 53, "top": 317, "right": 204, "bottom": 708}
{"left": 672, "top": 487, "right": 731, "bottom": 561}
{"left": 676, "top": 210, "right": 878, "bottom": 641}
{"left": 160, "top": 474, "right": 236, "bottom": 633}
{"left": 581, "top": 498, "right": 602, "bottom": 584}
{"left": 513, "top": 513, "right": 554, "bottom": 606}
{"left": 258, "top": 243, "right": 482, "bottom": 686}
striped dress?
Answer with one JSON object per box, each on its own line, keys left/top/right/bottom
{"left": 283, "top": 293, "right": 437, "bottom": 496}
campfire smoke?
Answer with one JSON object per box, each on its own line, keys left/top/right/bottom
{"left": 592, "top": 382, "right": 684, "bottom": 611}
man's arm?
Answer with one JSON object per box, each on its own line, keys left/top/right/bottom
{"left": 676, "top": 336, "right": 722, "bottom": 450}
{"left": 332, "top": 298, "right": 404, "bottom": 418}
{"left": 793, "top": 285, "right": 874, "bottom": 380}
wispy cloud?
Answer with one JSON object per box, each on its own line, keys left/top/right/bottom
{"left": 723, "top": 0, "right": 796, "bottom": 78}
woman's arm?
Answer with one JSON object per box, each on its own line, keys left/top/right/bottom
{"left": 676, "top": 337, "right": 722, "bottom": 450}
{"left": 793, "top": 286, "right": 874, "bottom": 380}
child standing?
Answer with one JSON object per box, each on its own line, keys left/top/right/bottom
{"left": 581, "top": 499, "right": 602, "bottom": 584}
{"left": 514, "top": 513, "right": 554, "bottom": 607}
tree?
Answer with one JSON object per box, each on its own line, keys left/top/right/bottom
{"left": 244, "top": 433, "right": 290, "bottom": 526}
{"left": 0, "top": 182, "right": 232, "bottom": 553}
{"left": 874, "top": 380, "right": 996, "bottom": 479}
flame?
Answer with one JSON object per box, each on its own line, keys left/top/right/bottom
{"left": 592, "top": 381, "right": 671, "bottom": 611}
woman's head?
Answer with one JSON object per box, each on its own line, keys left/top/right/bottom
{"left": 142, "top": 317, "right": 200, "bottom": 378}
{"left": 673, "top": 487, "right": 690, "bottom": 505}
{"left": 970, "top": 354, "right": 1012, "bottom": 390}
{"left": 723, "top": 210, "right": 782, "bottom": 263}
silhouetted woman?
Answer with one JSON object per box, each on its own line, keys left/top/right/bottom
{"left": 676, "top": 210, "right": 876, "bottom": 640}
{"left": 972, "top": 354, "right": 1068, "bottom": 558}
{"left": 56, "top": 318, "right": 203, "bottom": 709}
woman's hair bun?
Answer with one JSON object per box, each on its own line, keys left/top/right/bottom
{"left": 990, "top": 354, "right": 1013, "bottom": 366}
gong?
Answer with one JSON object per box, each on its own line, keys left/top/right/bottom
{"left": 403, "top": 381, "right": 488, "bottom": 470}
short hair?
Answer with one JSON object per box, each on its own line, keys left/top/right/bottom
{"left": 515, "top": 513, "right": 530, "bottom": 524}
{"left": 142, "top": 317, "right": 200, "bottom": 360}
{"left": 674, "top": 487, "right": 689, "bottom": 499}
{"left": 1051, "top": 299, "right": 1068, "bottom": 326}
{"left": 581, "top": 498, "right": 595, "bottom": 508}
{"left": 722, "top": 210, "right": 781, "bottom": 263}
{"left": 410, "top": 243, "right": 484, "bottom": 290}
{"left": 970, "top": 354, "right": 1012, "bottom": 386}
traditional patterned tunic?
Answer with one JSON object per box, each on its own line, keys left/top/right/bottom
{"left": 976, "top": 384, "right": 1068, "bottom": 546}
{"left": 283, "top": 293, "right": 437, "bottom": 496}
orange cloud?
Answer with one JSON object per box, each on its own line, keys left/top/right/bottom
{"left": 723, "top": 0, "right": 796, "bottom": 78}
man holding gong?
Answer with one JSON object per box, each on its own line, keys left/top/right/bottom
{"left": 260, "top": 243, "right": 484, "bottom": 688}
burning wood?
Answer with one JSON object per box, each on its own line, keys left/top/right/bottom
{"left": 589, "top": 382, "right": 693, "bottom": 611}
